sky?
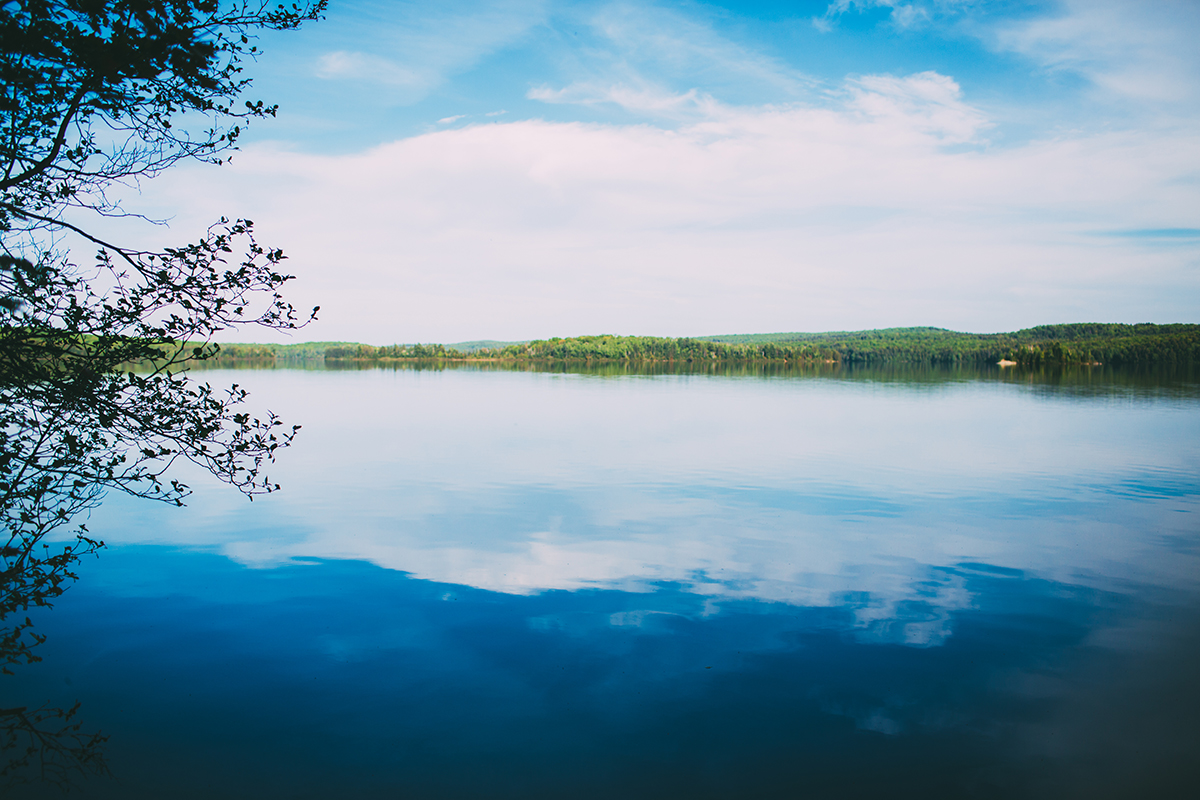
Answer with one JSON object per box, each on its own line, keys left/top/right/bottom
{"left": 107, "top": 0, "right": 1200, "bottom": 343}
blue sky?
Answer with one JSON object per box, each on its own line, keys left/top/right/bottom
{"left": 118, "top": 0, "right": 1200, "bottom": 342}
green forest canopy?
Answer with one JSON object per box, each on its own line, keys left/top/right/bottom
{"left": 205, "top": 324, "right": 1200, "bottom": 367}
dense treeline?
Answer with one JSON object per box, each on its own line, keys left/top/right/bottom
{"left": 481, "top": 335, "right": 840, "bottom": 362}
{"left": 119, "top": 341, "right": 353, "bottom": 369}
{"left": 174, "top": 341, "right": 354, "bottom": 363}
{"left": 995, "top": 326, "right": 1200, "bottom": 367}
{"left": 208, "top": 324, "right": 1200, "bottom": 367}
{"left": 703, "top": 323, "right": 1200, "bottom": 366}
{"left": 324, "top": 343, "right": 470, "bottom": 360}
{"left": 219, "top": 342, "right": 351, "bottom": 361}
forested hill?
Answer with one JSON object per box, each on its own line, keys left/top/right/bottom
{"left": 695, "top": 323, "right": 1200, "bottom": 365}
{"left": 209, "top": 323, "right": 1199, "bottom": 367}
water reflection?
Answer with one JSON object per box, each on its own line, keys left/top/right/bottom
{"left": 316, "top": 358, "right": 1200, "bottom": 398}
{"left": 9, "top": 363, "right": 1200, "bottom": 796}
{"left": 1, "top": 435, "right": 110, "bottom": 784}
{"left": 11, "top": 549, "right": 1199, "bottom": 798}
{"left": 86, "top": 364, "right": 1200, "bottom": 603}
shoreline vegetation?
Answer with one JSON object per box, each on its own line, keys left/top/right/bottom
{"left": 194, "top": 324, "right": 1200, "bottom": 368}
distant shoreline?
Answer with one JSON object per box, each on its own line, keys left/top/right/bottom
{"left": 196, "top": 323, "right": 1199, "bottom": 369}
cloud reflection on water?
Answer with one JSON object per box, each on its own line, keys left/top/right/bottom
{"left": 83, "top": 366, "right": 1200, "bottom": 644}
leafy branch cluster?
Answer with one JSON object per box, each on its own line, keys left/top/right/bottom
{"left": 1, "top": 0, "right": 323, "bottom": 229}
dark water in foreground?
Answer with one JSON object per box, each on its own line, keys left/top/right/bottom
{"left": 9, "top": 363, "right": 1200, "bottom": 798}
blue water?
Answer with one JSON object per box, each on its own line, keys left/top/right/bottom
{"left": 8, "top": 364, "right": 1200, "bottom": 798}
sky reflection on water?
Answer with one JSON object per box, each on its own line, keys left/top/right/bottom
{"left": 10, "top": 365, "right": 1200, "bottom": 797}
{"left": 86, "top": 366, "right": 1200, "bottom": 602}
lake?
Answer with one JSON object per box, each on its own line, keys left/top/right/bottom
{"left": 8, "top": 362, "right": 1200, "bottom": 798}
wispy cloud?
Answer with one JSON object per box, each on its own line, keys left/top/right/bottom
{"left": 528, "top": 1, "right": 817, "bottom": 118}
{"left": 308, "top": 0, "right": 549, "bottom": 101}
{"left": 988, "top": 0, "right": 1200, "bottom": 107}
{"left": 528, "top": 82, "right": 720, "bottom": 118}
{"left": 530, "top": 70, "right": 986, "bottom": 137}
{"left": 524, "top": 2, "right": 829, "bottom": 120}
{"left": 588, "top": 3, "right": 814, "bottom": 97}
{"left": 1096, "top": 228, "right": 1200, "bottom": 240}
{"left": 316, "top": 51, "right": 432, "bottom": 88}
{"left": 814, "top": 0, "right": 969, "bottom": 32}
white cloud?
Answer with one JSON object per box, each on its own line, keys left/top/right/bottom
{"left": 113, "top": 70, "right": 1200, "bottom": 344}
{"left": 848, "top": 71, "right": 990, "bottom": 143}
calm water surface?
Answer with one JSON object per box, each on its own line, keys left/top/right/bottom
{"left": 10, "top": 364, "right": 1200, "bottom": 798}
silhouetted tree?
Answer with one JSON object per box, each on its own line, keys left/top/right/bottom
{"left": 1, "top": 0, "right": 325, "bottom": 785}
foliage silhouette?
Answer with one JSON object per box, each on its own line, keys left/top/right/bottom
{"left": 1, "top": 0, "right": 325, "bottom": 785}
